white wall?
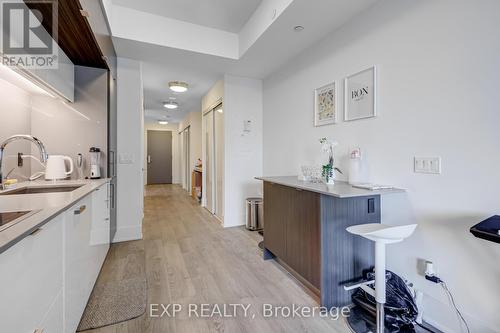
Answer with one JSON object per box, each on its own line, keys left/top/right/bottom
{"left": 262, "top": 1, "right": 500, "bottom": 332}
{"left": 0, "top": 78, "right": 32, "bottom": 179}
{"left": 200, "top": 77, "right": 263, "bottom": 227}
{"left": 143, "top": 121, "right": 180, "bottom": 185}
{"left": 31, "top": 66, "right": 108, "bottom": 179}
{"left": 178, "top": 111, "right": 202, "bottom": 190}
{"left": 223, "top": 75, "right": 263, "bottom": 227}
{"left": 115, "top": 57, "right": 144, "bottom": 242}
{"left": 0, "top": 66, "right": 107, "bottom": 181}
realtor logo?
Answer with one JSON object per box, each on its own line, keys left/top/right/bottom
{"left": 1, "top": 0, "right": 58, "bottom": 69}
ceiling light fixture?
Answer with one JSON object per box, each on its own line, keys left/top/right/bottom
{"left": 163, "top": 100, "right": 179, "bottom": 109}
{"left": 158, "top": 120, "right": 169, "bottom": 125}
{"left": 169, "top": 81, "right": 188, "bottom": 93}
{"left": 293, "top": 25, "right": 304, "bottom": 32}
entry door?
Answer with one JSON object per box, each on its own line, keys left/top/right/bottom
{"left": 147, "top": 130, "right": 172, "bottom": 184}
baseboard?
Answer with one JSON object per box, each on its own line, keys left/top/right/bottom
{"left": 111, "top": 225, "right": 142, "bottom": 243}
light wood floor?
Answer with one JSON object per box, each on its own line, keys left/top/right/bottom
{"left": 87, "top": 184, "right": 350, "bottom": 333}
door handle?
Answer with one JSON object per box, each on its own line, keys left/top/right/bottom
{"left": 29, "top": 228, "right": 42, "bottom": 236}
{"left": 147, "top": 155, "right": 151, "bottom": 164}
{"left": 74, "top": 205, "right": 86, "bottom": 215}
{"left": 110, "top": 183, "right": 115, "bottom": 209}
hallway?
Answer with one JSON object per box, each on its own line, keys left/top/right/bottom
{"left": 87, "top": 184, "right": 350, "bottom": 333}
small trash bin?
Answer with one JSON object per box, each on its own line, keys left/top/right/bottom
{"left": 246, "top": 197, "right": 263, "bottom": 231}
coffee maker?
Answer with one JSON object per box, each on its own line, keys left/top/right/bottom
{"left": 89, "top": 147, "right": 101, "bottom": 179}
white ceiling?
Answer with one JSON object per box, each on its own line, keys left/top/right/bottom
{"left": 112, "top": 0, "right": 262, "bottom": 33}
{"left": 111, "top": 0, "right": 378, "bottom": 124}
{"left": 141, "top": 60, "right": 222, "bottom": 123}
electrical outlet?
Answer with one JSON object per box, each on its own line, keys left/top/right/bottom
{"left": 414, "top": 157, "right": 441, "bottom": 174}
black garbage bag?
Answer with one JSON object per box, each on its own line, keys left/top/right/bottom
{"left": 352, "top": 270, "right": 418, "bottom": 331}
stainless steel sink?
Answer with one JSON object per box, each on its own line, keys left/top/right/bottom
{"left": 0, "top": 210, "right": 41, "bottom": 232}
{"left": 0, "top": 185, "right": 83, "bottom": 196}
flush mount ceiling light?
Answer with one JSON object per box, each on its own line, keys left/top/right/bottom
{"left": 163, "top": 100, "right": 179, "bottom": 109}
{"left": 169, "top": 81, "right": 188, "bottom": 93}
{"left": 293, "top": 25, "right": 304, "bottom": 32}
{"left": 158, "top": 120, "right": 169, "bottom": 125}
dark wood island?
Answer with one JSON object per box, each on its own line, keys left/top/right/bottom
{"left": 257, "top": 176, "right": 404, "bottom": 308}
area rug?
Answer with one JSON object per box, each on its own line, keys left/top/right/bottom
{"left": 77, "top": 276, "right": 147, "bottom": 331}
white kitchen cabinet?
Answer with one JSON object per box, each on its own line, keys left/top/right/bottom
{"left": 90, "top": 183, "right": 111, "bottom": 250}
{"left": 27, "top": 48, "right": 75, "bottom": 102}
{"left": 39, "top": 290, "right": 64, "bottom": 333}
{"left": 64, "top": 195, "right": 94, "bottom": 333}
{"left": 0, "top": 214, "right": 64, "bottom": 333}
{"left": 64, "top": 182, "right": 110, "bottom": 333}
{"left": 0, "top": 182, "right": 111, "bottom": 333}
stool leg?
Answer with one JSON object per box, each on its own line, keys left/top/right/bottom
{"left": 374, "top": 241, "right": 386, "bottom": 333}
{"left": 376, "top": 302, "right": 385, "bottom": 333}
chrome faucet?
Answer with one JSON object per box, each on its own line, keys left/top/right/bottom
{"left": 0, "top": 135, "right": 48, "bottom": 190}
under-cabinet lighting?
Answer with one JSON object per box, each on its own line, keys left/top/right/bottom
{"left": 0, "top": 63, "right": 55, "bottom": 97}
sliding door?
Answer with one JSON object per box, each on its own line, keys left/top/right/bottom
{"left": 214, "top": 104, "right": 224, "bottom": 219}
{"left": 204, "top": 112, "right": 214, "bottom": 212}
{"left": 203, "top": 103, "right": 223, "bottom": 220}
{"left": 180, "top": 127, "right": 191, "bottom": 192}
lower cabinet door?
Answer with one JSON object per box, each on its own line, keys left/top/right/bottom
{"left": 64, "top": 195, "right": 93, "bottom": 333}
{"left": 0, "top": 215, "right": 63, "bottom": 333}
{"left": 39, "top": 290, "right": 64, "bottom": 333}
{"left": 90, "top": 183, "right": 111, "bottom": 269}
{"left": 286, "top": 188, "right": 321, "bottom": 289}
{"left": 263, "top": 182, "right": 288, "bottom": 258}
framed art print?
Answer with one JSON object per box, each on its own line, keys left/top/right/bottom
{"left": 314, "top": 82, "right": 337, "bottom": 126}
{"left": 344, "top": 66, "right": 376, "bottom": 121}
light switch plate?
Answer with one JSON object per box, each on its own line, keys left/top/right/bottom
{"left": 119, "top": 153, "right": 135, "bottom": 164}
{"left": 414, "top": 157, "right": 441, "bottom": 174}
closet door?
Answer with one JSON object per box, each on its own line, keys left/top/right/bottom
{"left": 184, "top": 127, "right": 190, "bottom": 191}
{"left": 214, "top": 104, "right": 224, "bottom": 220}
{"left": 180, "top": 132, "right": 185, "bottom": 189}
{"left": 204, "top": 111, "right": 214, "bottom": 213}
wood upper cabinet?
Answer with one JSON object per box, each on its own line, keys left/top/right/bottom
{"left": 263, "top": 182, "right": 321, "bottom": 290}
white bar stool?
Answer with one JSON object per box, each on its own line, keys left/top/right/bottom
{"left": 346, "top": 223, "right": 417, "bottom": 333}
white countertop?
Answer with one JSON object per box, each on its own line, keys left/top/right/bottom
{"left": 0, "top": 178, "right": 110, "bottom": 253}
{"left": 256, "top": 176, "right": 405, "bottom": 198}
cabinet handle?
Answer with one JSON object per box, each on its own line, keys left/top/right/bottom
{"left": 29, "top": 228, "right": 42, "bottom": 236}
{"left": 110, "top": 183, "right": 115, "bottom": 209}
{"left": 74, "top": 205, "right": 86, "bottom": 215}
